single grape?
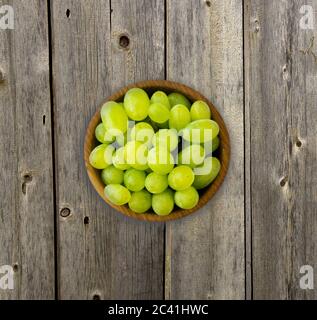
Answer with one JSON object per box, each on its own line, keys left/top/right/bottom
{"left": 168, "top": 165, "right": 194, "bottom": 191}
{"left": 101, "top": 165, "right": 124, "bottom": 185}
{"left": 169, "top": 104, "right": 191, "bottom": 131}
{"left": 95, "top": 123, "right": 115, "bottom": 144}
{"left": 193, "top": 157, "right": 221, "bottom": 189}
{"left": 151, "top": 91, "right": 171, "bottom": 109}
{"left": 148, "top": 103, "right": 170, "bottom": 124}
{"left": 152, "top": 188, "right": 174, "bottom": 216}
{"left": 124, "top": 88, "right": 150, "bottom": 121}
{"left": 89, "top": 144, "right": 114, "bottom": 169}
{"left": 95, "top": 123, "right": 106, "bottom": 143}
{"left": 145, "top": 172, "right": 168, "bottom": 194}
{"left": 190, "top": 100, "right": 211, "bottom": 121}
{"left": 152, "top": 129, "right": 179, "bottom": 152}
{"left": 124, "top": 140, "right": 149, "bottom": 170}
{"left": 178, "top": 144, "right": 205, "bottom": 168}
{"left": 128, "top": 190, "right": 152, "bottom": 213}
{"left": 182, "top": 119, "right": 219, "bottom": 144}
{"left": 104, "top": 184, "right": 131, "bottom": 205}
{"left": 112, "top": 147, "right": 130, "bottom": 170}
{"left": 130, "top": 122, "right": 154, "bottom": 146}
{"left": 101, "top": 101, "right": 128, "bottom": 134}
{"left": 124, "top": 168, "right": 146, "bottom": 192}
{"left": 174, "top": 187, "right": 199, "bottom": 209}
{"left": 147, "top": 147, "right": 174, "bottom": 175}
{"left": 204, "top": 136, "right": 220, "bottom": 156}
{"left": 168, "top": 92, "right": 191, "bottom": 109}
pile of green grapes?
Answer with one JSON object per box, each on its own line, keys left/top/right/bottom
{"left": 89, "top": 88, "right": 221, "bottom": 216}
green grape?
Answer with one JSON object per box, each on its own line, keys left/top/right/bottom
{"left": 148, "top": 103, "right": 170, "bottom": 124}
{"left": 147, "top": 147, "right": 174, "bottom": 175}
{"left": 101, "top": 101, "right": 128, "bottom": 134}
{"left": 151, "top": 91, "right": 171, "bottom": 109}
{"left": 169, "top": 104, "right": 191, "bottom": 131}
{"left": 168, "top": 92, "right": 191, "bottom": 109}
{"left": 124, "top": 168, "right": 146, "bottom": 192}
{"left": 101, "top": 165, "right": 124, "bottom": 185}
{"left": 104, "top": 184, "right": 131, "bottom": 205}
{"left": 152, "top": 188, "right": 174, "bottom": 216}
{"left": 174, "top": 187, "right": 199, "bottom": 209}
{"left": 95, "top": 123, "right": 106, "bottom": 143}
{"left": 95, "top": 123, "right": 115, "bottom": 144}
{"left": 182, "top": 119, "right": 219, "bottom": 144}
{"left": 193, "top": 157, "right": 221, "bottom": 189}
{"left": 124, "top": 141, "right": 149, "bottom": 170}
{"left": 152, "top": 129, "right": 179, "bottom": 152}
{"left": 112, "top": 147, "right": 130, "bottom": 170}
{"left": 204, "top": 136, "right": 220, "bottom": 156}
{"left": 128, "top": 190, "right": 152, "bottom": 213}
{"left": 89, "top": 144, "right": 114, "bottom": 169}
{"left": 124, "top": 88, "right": 150, "bottom": 121}
{"left": 118, "top": 102, "right": 124, "bottom": 107}
{"left": 130, "top": 122, "right": 154, "bottom": 146}
{"left": 178, "top": 144, "right": 205, "bottom": 168}
{"left": 168, "top": 165, "right": 194, "bottom": 191}
{"left": 190, "top": 100, "right": 211, "bottom": 121}
{"left": 145, "top": 172, "right": 168, "bottom": 194}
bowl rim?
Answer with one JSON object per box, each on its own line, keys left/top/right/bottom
{"left": 84, "top": 80, "right": 230, "bottom": 222}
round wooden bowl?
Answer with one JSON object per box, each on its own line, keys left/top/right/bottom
{"left": 84, "top": 80, "right": 230, "bottom": 222}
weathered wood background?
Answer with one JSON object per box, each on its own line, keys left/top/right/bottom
{"left": 0, "top": 0, "right": 316, "bottom": 300}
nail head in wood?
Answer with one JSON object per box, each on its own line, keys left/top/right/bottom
{"left": 23, "top": 174, "right": 33, "bottom": 183}
{"left": 119, "top": 35, "right": 130, "bottom": 49}
{"left": 254, "top": 19, "right": 260, "bottom": 33}
{"left": 0, "top": 68, "right": 4, "bottom": 82}
{"left": 296, "top": 139, "right": 302, "bottom": 148}
{"left": 280, "top": 177, "right": 288, "bottom": 187}
{"left": 60, "top": 207, "right": 71, "bottom": 218}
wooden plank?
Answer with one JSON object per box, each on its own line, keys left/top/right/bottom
{"left": 0, "top": 0, "right": 55, "bottom": 299}
{"left": 51, "top": 0, "right": 165, "bottom": 299}
{"left": 165, "top": 0, "right": 245, "bottom": 299}
{"left": 245, "top": 0, "right": 317, "bottom": 299}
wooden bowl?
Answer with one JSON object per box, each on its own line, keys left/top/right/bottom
{"left": 84, "top": 80, "right": 230, "bottom": 222}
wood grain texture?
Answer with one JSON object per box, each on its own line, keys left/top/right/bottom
{"left": 51, "top": 0, "right": 165, "bottom": 299}
{"left": 165, "top": 0, "right": 245, "bottom": 299}
{"left": 0, "top": 0, "right": 55, "bottom": 299}
{"left": 245, "top": 0, "right": 317, "bottom": 299}
{"left": 84, "top": 80, "right": 230, "bottom": 222}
